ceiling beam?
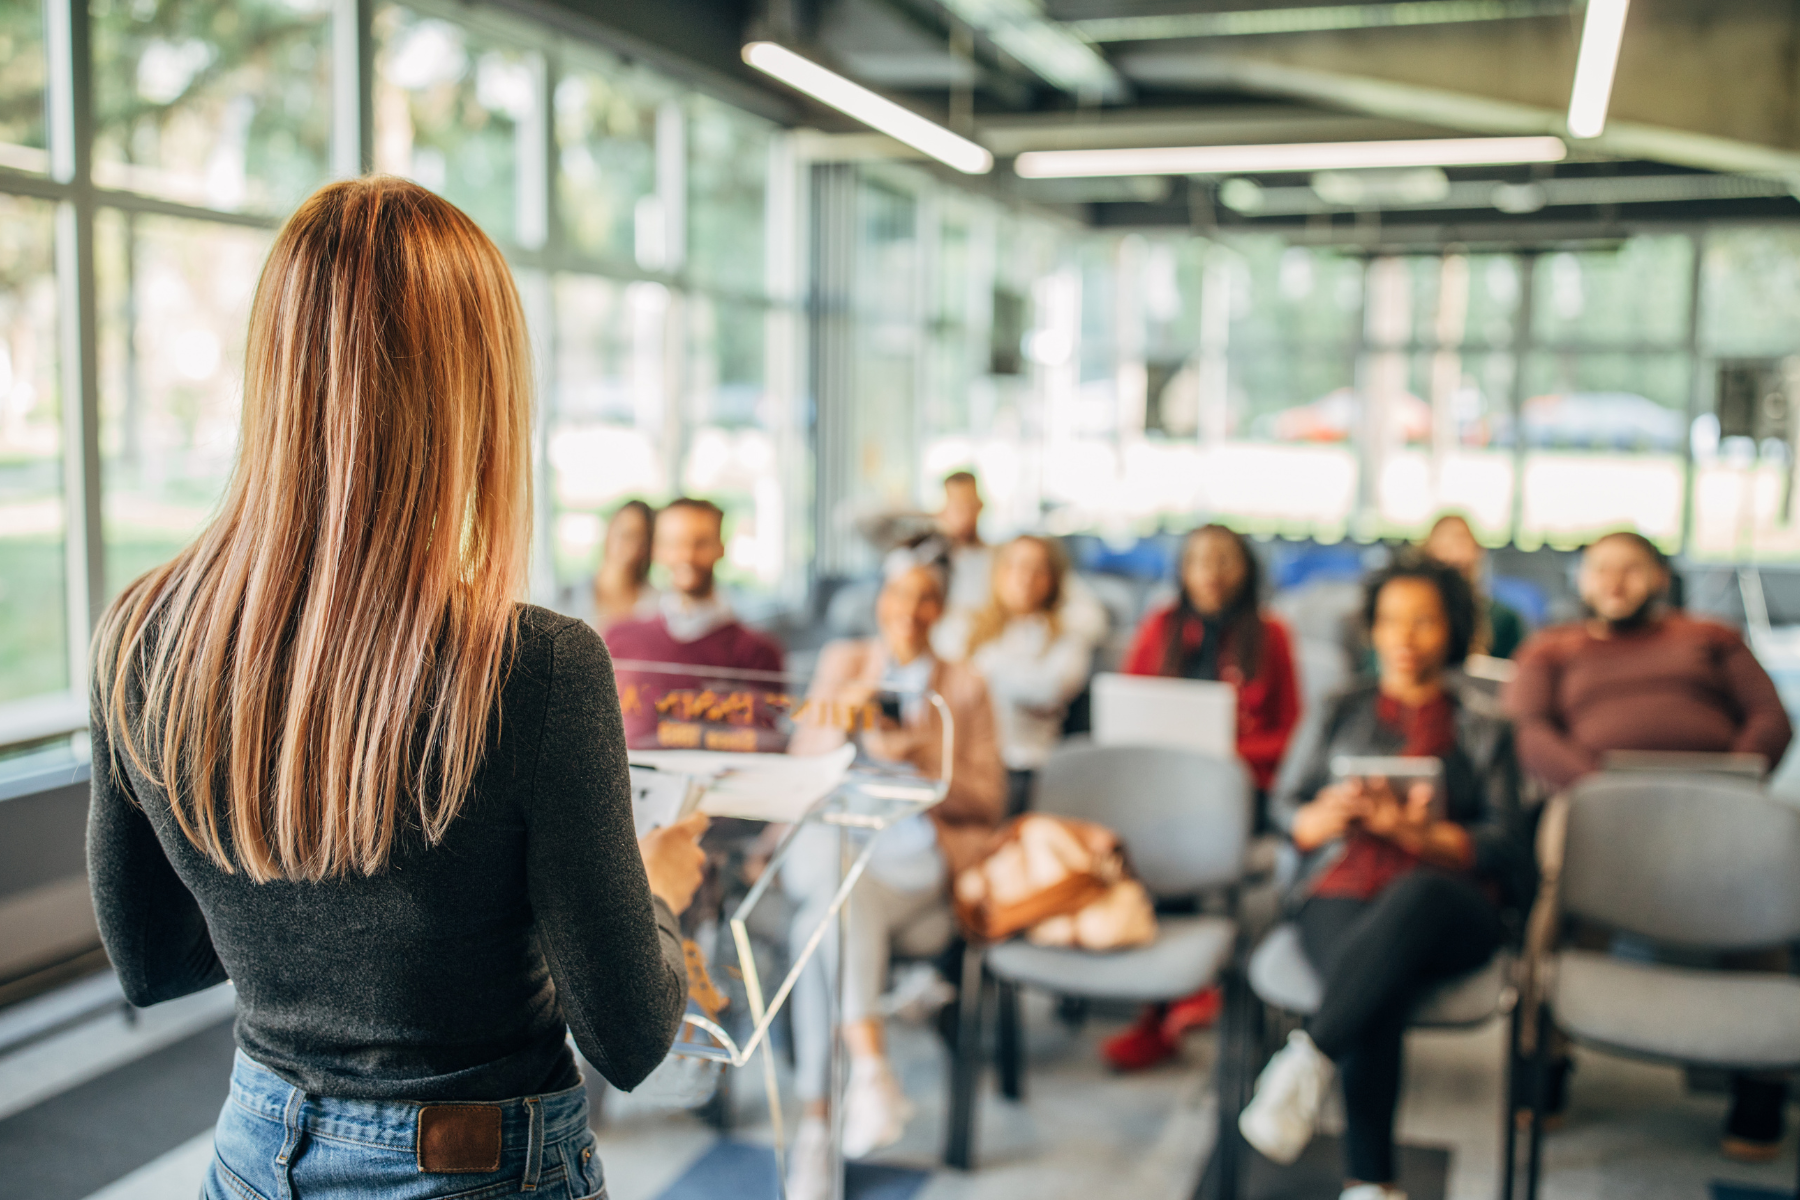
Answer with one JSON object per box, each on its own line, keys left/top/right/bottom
{"left": 977, "top": 105, "right": 1452, "bottom": 156}
{"left": 1119, "top": 52, "right": 1800, "bottom": 180}
{"left": 1068, "top": 0, "right": 1576, "bottom": 45}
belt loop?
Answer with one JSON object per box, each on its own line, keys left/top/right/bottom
{"left": 274, "top": 1085, "right": 306, "bottom": 1200}
{"left": 521, "top": 1097, "right": 544, "bottom": 1191}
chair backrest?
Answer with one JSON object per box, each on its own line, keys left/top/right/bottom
{"left": 1034, "top": 742, "right": 1249, "bottom": 897}
{"left": 1561, "top": 772, "right": 1800, "bottom": 950}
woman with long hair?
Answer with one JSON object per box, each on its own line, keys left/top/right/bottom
{"left": 938, "top": 534, "right": 1096, "bottom": 817}
{"left": 89, "top": 177, "right": 705, "bottom": 1200}
{"left": 1238, "top": 559, "right": 1530, "bottom": 1200}
{"left": 1123, "top": 524, "right": 1301, "bottom": 791}
{"left": 591, "top": 498, "right": 658, "bottom": 630}
{"left": 1105, "top": 524, "right": 1303, "bottom": 1070}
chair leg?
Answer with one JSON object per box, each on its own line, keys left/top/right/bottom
{"left": 1523, "top": 1005, "right": 1550, "bottom": 1200}
{"left": 1500, "top": 1000, "right": 1521, "bottom": 1200}
{"left": 996, "top": 980, "right": 1024, "bottom": 1101}
{"left": 1211, "top": 970, "right": 1248, "bottom": 1200}
{"left": 943, "top": 942, "right": 987, "bottom": 1171}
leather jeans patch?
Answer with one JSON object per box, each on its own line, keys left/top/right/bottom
{"left": 416, "top": 1105, "right": 503, "bottom": 1173}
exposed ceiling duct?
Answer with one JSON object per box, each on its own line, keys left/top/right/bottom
{"left": 933, "top": 0, "right": 1128, "bottom": 101}
{"left": 1066, "top": 0, "right": 1577, "bottom": 45}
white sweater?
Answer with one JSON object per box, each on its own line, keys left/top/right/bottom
{"left": 946, "top": 613, "right": 1095, "bottom": 770}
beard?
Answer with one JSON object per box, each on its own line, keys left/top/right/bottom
{"left": 1597, "top": 596, "right": 1659, "bottom": 633}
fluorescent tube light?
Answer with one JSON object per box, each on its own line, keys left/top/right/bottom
{"left": 1566, "top": 0, "right": 1630, "bottom": 139}
{"left": 742, "top": 42, "right": 993, "bottom": 175}
{"left": 1013, "top": 136, "right": 1567, "bottom": 178}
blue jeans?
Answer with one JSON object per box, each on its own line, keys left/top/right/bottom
{"left": 205, "top": 1052, "right": 605, "bottom": 1200}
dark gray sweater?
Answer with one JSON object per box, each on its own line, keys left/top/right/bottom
{"left": 87, "top": 605, "right": 687, "bottom": 1101}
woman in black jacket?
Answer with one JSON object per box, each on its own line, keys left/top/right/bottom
{"left": 1238, "top": 558, "right": 1531, "bottom": 1200}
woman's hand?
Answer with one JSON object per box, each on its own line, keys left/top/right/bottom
{"left": 1360, "top": 780, "right": 1472, "bottom": 869}
{"left": 639, "top": 812, "right": 710, "bottom": 914}
{"left": 1290, "top": 782, "right": 1369, "bottom": 851}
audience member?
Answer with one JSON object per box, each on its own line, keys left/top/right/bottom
{"left": 1507, "top": 529, "right": 1791, "bottom": 788}
{"left": 604, "top": 498, "right": 784, "bottom": 746}
{"left": 1421, "top": 513, "right": 1527, "bottom": 658}
{"left": 1240, "top": 560, "right": 1530, "bottom": 1200}
{"left": 1103, "top": 524, "right": 1304, "bottom": 1070}
{"left": 937, "top": 470, "right": 992, "bottom": 617}
{"left": 937, "top": 534, "right": 1096, "bottom": 815}
{"left": 591, "top": 499, "right": 659, "bottom": 631}
{"left": 781, "top": 549, "right": 1006, "bottom": 1199}
{"left": 1504, "top": 529, "right": 1793, "bottom": 1157}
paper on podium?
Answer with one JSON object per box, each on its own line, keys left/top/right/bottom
{"left": 627, "top": 743, "right": 856, "bottom": 823}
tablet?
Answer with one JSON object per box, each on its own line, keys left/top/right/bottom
{"left": 1330, "top": 755, "right": 1446, "bottom": 821}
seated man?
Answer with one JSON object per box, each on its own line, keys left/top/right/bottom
{"left": 780, "top": 548, "right": 1006, "bottom": 1200}
{"left": 603, "top": 497, "right": 784, "bottom": 748}
{"left": 1504, "top": 528, "right": 1794, "bottom": 1158}
{"left": 1506, "top": 530, "right": 1791, "bottom": 787}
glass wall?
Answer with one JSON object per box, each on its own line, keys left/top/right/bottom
{"left": 1041, "top": 227, "right": 1800, "bottom": 559}
{"left": 0, "top": 0, "right": 810, "bottom": 738}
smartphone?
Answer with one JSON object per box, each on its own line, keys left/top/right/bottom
{"left": 1329, "top": 755, "right": 1446, "bottom": 822}
{"left": 878, "top": 694, "right": 904, "bottom": 724}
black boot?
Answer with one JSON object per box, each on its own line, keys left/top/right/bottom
{"left": 1723, "top": 1076, "right": 1787, "bottom": 1162}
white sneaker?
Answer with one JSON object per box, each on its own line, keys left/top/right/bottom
{"left": 841, "top": 1057, "right": 914, "bottom": 1159}
{"left": 1237, "top": 1029, "right": 1334, "bottom": 1165}
{"left": 1340, "top": 1185, "right": 1407, "bottom": 1200}
{"left": 785, "top": 1116, "right": 833, "bottom": 1200}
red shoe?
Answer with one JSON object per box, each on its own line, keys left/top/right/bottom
{"left": 1162, "top": 986, "right": 1222, "bottom": 1038}
{"left": 1102, "top": 1005, "right": 1177, "bottom": 1072}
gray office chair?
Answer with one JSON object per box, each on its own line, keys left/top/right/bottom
{"left": 1238, "top": 920, "right": 1514, "bottom": 1197}
{"left": 978, "top": 743, "right": 1252, "bottom": 1185}
{"left": 1517, "top": 773, "right": 1800, "bottom": 1200}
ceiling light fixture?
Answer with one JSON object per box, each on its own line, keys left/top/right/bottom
{"left": 742, "top": 42, "right": 993, "bottom": 174}
{"left": 1013, "top": 136, "right": 1568, "bottom": 178}
{"left": 1566, "top": 0, "right": 1630, "bottom": 139}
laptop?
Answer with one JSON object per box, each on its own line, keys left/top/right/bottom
{"left": 1091, "top": 672, "right": 1237, "bottom": 758}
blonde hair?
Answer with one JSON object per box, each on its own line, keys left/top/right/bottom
{"left": 94, "top": 177, "right": 532, "bottom": 883}
{"left": 964, "top": 535, "right": 1067, "bottom": 655}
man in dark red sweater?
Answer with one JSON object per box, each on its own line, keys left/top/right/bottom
{"left": 1506, "top": 531, "right": 1791, "bottom": 789}
{"left": 1504, "top": 529, "right": 1793, "bottom": 1160}
{"left": 604, "top": 497, "right": 784, "bottom": 748}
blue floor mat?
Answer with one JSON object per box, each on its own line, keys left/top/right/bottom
{"left": 1711, "top": 1184, "right": 1794, "bottom": 1200}
{"left": 652, "top": 1139, "right": 931, "bottom": 1200}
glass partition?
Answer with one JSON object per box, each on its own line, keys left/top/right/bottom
{"left": 0, "top": 197, "right": 66, "bottom": 704}
{"left": 374, "top": 6, "right": 540, "bottom": 245}
{"left": 92, "top": 0, "right": 333, "bottom": 213}
{"left": 0, "top": 0, "right": 48, "bottom": 174}
{"left": 97, "top": 211, "right": 270, "bottom": 600}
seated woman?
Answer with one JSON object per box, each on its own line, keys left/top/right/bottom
{"left": 1105, "top": 523, "right": 1303, "bottom": 1070}
{"left": 936, "top": 534, "right": 1096, "bottom": 816}
{"left": 1239, "top": 559, "right": 1531, "bottom": 1200}
{"left": 782, "top": 550, "right": 1006, "bottom": 1200}
{"left": 590, "top": 498, "right": 659, "bottom": 631}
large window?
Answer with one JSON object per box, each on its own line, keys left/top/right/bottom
{"left": 0, "top": 0, "right": 810, "bottom": 743}
{"left": 0, "top": 195, "right": 64, "bottom": 705}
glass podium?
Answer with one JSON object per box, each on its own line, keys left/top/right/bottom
{"left": 613, "top": 658, "right": 955, "bottom": 1199}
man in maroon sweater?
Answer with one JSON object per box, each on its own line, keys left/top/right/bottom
{"left": 1506, "top": 532, "right": 1791, "bottom": 788}
{"left": 604, "top": 498, "right": 784, "bottom": 748}
{"left": 1504, "top": 529, "right": 1793, "bottom": 1159}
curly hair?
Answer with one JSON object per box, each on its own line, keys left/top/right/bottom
{"left": 1362, "top": 554, "right": 1478, "bottom": 668}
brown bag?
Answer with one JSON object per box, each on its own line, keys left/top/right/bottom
{"left": 953, "top": 814, "right": 1156, "bottom": 950}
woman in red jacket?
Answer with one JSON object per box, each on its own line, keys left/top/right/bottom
{"left": 1105, "top": 523, "right": 1303, "bottom": 1070}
